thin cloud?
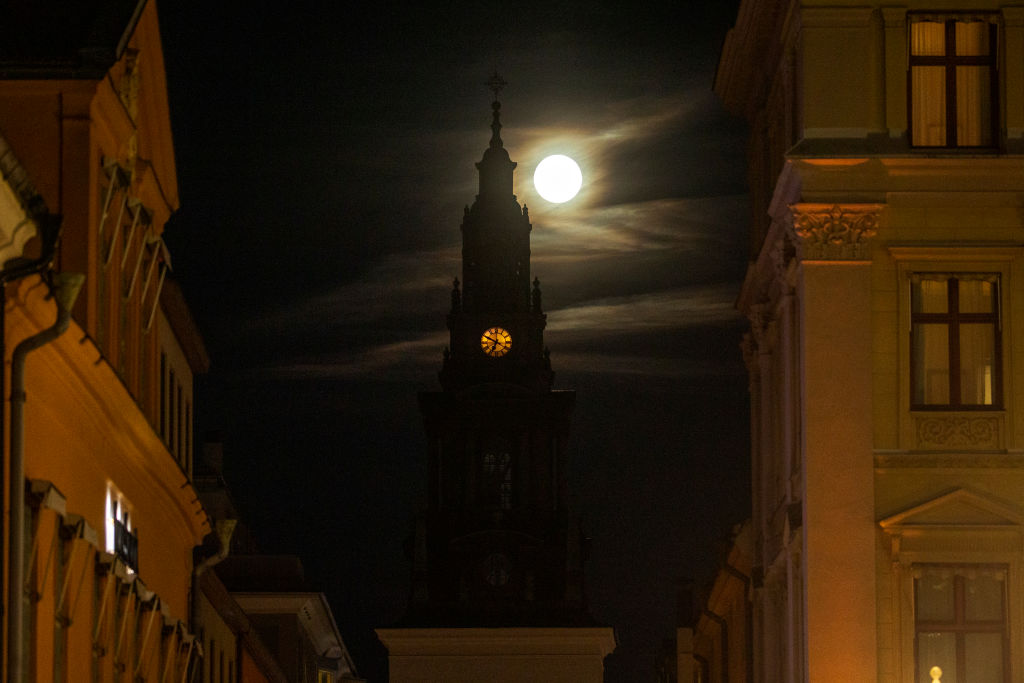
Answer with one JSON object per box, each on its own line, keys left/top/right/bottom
{"left": 234, "top": 248, "right": 459, "bottom": 335}
{"left": 243, "top": 332, "right": 448, "bottom": 382}
{"left": 548, "top": 284, "right": 741, "bottom": 337}
{"left": 237, "top": 282, "right": 741, "bottom": 385}
{"left": 556, "top": 352, "right": 740, "bottom": 379}
{"left": 532, "top": 195, "right": 746, "bottom": 257}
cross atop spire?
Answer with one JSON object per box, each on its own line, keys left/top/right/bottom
{"left": 486, "top": 72, "right": 507, "bottom": 100}
{"left": 486, "top": 73, "right": 507, "bottom": 150}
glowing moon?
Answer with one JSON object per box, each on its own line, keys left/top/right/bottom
{"left": 534, "top": 154, "right": 582, "bottom": 203}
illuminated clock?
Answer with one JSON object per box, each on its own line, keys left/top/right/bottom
{"left": 480, "top": 327, "right": 512, "bottom": 357}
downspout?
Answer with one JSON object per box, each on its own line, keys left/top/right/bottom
{"left": 190, "top": 519, "right": 237, "bottom": 640}
{"left": 0, "top": 199, "right": 62, "bottom": 683}
{"left": 0, "top": 148, "right": 64, "bottom": 656}
{"left": 7, "top": 271, "right": 83, "bottom": 683}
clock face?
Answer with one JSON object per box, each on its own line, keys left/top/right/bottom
{"left": 480, "top": 327, "right": 512, "bottom": 357}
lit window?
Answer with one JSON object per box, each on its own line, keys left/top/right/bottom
{"left": 910, "top": 16, "right": 997, "bottom": 147}
{"left": 104, "top": 488, "right": 138, "bottom": 573}
{"left": 911, "top": 274, "right": 1000, "bottom": 409}
{"left": 915, "top": 565, "right": 1008, "bottom": 683}
{"left": 317, "top": 671, "right": 335, "bottom": 683}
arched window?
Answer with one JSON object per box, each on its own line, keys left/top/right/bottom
{"left": 481, "top": 436, "right": 513, "bottom": 510}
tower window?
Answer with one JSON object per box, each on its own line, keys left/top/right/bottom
{"left": 911, "top": 274, "right": 1000, "bottom": 409}
{"left": 909, "top": 16, "right": 998, "bottom": 148}
{"left": 481, "top": 437, "right": 513, "bottom": 510}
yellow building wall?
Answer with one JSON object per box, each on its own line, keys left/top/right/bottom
{"left": 195, "top": 585, "right": 240, "bottom": 683}
{"left": 719, "top": 1, "right": 1024, "bottom": 681}
{"left": 0, "top": 2, "right": 207, "bottom": 681}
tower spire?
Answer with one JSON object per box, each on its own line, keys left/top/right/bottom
{"left": 486, "top": 72, "right": 508, "bottom": 149}
{"left": 475, "top": 73, "right": 516, "bottom": 199}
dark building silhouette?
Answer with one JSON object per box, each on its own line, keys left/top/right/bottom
{"left": 378, "top": 83, "right": 613, "bottom": 682}
{"left": 412, "top": 91, "right": 587, "bottom": 627}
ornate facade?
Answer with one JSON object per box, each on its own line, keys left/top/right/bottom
{"left": 714, "top": 1, "right": 1024, "bottom": 681}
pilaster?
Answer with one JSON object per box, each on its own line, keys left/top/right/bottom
{"left": 789, "top": 202, "right": 880, "bottom": 682}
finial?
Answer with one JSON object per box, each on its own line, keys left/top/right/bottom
{"left": 486, "top": 72, "right": 507, "bottom": 99}
{"left": 486, "top": 72, "right": 507, "bottom": 149}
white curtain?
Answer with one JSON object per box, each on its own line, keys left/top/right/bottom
{"left": 910, "top": 19, "right": 993, "bottom": 146}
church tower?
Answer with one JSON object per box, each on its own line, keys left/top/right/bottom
{"left": 412, "top": 78, "right": 585, "bottom": 626}
{"left": 378, "top": 82, "right": 614, "bottom": 683}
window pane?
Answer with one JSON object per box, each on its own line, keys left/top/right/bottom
{"left": 918, "top": 632, "right": 958, "bottom": 683}
{"left": 912, "top": 66, "right": 947, "bottom": 146}
{"left": 959, "top": 279, "right": 994, "bottom": 313}
{"left": 964, "top": 633, "right": 1003, "bottom": 683}
{"left": 912, "top": 21, "right": 947, "bottom": 56}
{"left": 965, "top": 571, "right": 1004, "bottom": 621}
{"left": 955, "top": 21, "right": 990, "bottom": 56}
{"left": 960, "top": 324, "right": 995, "bottom": 405}
{"left": 913, "top": 279, "right": 949, "bottom": 313}
{"left": 957, "top": 66, "right": 992, "bottom": 146}
{"left": 917, "top": 571, "right": 955, "bottom": 621}
{"left": 913, "top": 324, "right": 950, "bottom": 404}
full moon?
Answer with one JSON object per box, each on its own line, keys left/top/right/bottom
{"left": 534, "top": 154, "right": 583, "bottom": 203}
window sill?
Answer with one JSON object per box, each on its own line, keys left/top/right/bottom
{"left": 910, "top": 405, "right": 1004, "bottom": 412}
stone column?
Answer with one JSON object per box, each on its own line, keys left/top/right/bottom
{"left": 789, "top": 203, "right": 881, "bottom": 683}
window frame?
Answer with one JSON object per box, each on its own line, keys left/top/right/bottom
{"left": 909, "top": 273, "right": 1003, "bottom": 411}
{"left": 890, "top": 247, "right": 1019, "bottom": 452}
{"left": 914, "top": 564, "right": 1010, "bottom": 683}
{"left": 907, "top": 14, "right": 1000, "bottom": 149}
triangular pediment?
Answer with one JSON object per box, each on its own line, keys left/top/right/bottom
{"left": 879, "top": 488, "right": 1024, "bottom": 530}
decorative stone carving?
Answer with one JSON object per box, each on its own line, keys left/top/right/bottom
{"left": 916, "top": 416, "right": 1000, "bottom": 450}
{"left": 788, "top": 203, "right": 882, "bottom": 260}
{"left": 118, "top": 49, "right": 141, "bottom": 169}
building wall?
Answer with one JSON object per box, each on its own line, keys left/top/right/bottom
{"left": 195, "top": 579, "right": 241, "bottom": 683}
{"left": 378, "top": 628, "right": 616, "bottom": 683}
{"left": 0, "top": 2, "right": 210, "bottom": 680}
{"left": 718, "top": 1, "right": 1024, "bottom": 681}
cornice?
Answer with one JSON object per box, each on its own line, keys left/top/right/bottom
{"left": 801, "top": 6, "right": 876, "bottom": 28}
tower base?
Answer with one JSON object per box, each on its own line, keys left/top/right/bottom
{"left": 376, "top": 627, "right": 615, "bottom": 683}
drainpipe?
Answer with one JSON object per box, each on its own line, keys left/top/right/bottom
{"left": 0, "top": 211, "right": 63, "bottom": 518}
{"left": 190, "top": 519, "right": 237, "bottom": 635}
{"left": 7, "top": 271, "right": 83, "bottom": 683}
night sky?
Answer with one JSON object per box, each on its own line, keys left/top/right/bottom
{"left": 158, "top": 2, "right": 749, "bottom": 680}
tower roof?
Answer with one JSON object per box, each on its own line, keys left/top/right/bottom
{"left": 476, "top": 75, "right": 516, "bottom": 199}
